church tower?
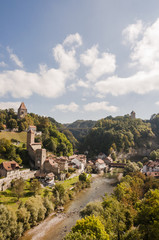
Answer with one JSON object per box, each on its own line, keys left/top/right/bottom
{"left": 27, "top": 129, "right": 35, "bottom": 150}
{"left": 17, "top": 102, "right": 27, "bottom": 119}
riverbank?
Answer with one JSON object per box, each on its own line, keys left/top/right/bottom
{"left": 20, "top": 176, "right": 116, "bottom": 240}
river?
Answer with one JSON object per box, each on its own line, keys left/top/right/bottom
{"left": 21, "top": 176, "right": 115, "bottom": 240}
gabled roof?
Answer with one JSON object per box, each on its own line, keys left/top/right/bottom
{"left": 19, "top": 102, "right": 27, "bottom": 110}
{"left": 1, "top": 161, "right": 20, "bottom": 171}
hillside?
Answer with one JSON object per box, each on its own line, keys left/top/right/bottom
{"left": 0, "top": 131, "right": 27, "bottom": 144}
{"left": 79, "top": 115, "right": 156, "bottom": 157}
{"left": 64, "top": 120, "right": 96, "bottom": 141}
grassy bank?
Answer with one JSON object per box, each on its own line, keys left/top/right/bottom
{"left": 0, "top": 131, "right": 27, "bottom": 143}
{"left": 60, "top": 176, "right": 79, "bottom": 190}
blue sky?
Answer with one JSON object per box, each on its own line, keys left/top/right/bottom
{"left": 1, "top": 0, "right": 159, "bottom": 123}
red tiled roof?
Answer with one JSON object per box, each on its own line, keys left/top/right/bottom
{"left": 29, "top": 125, "right": 36, "bottom": 129}
{"left": 96, "top": 159, "right": 104, "bottom": 164}
{"left": 19, "top": 102, "right": 27, "bottom": 110}
{"left": 147, "top": 161, "right": 159, "bottom": 168}
{"left": 146, "top": 172, "right": 159, "bottom": 177}
{"left": 1, "top": 161, "right": 20, "bottom": 171}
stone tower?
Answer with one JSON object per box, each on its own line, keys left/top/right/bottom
{"left": 17, "top": 102, "right": 27, "bottom": 119}
{"left": 131, "top": 111, "right": 136, "bottom": 119}
{"left": 27, "top": 129, "right": 35, "bottom": 150}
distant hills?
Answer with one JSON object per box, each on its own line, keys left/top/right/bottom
{"left": 63, "top": 120, "right": 96, "bottom": 142}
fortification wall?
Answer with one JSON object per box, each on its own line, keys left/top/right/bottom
{"left": 0, "top": 169, "right": 36, "bottom": 191}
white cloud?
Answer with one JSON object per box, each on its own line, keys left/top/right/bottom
{"left": 0, "top": 61, "right": 7, "bottom": 67}
{"left": 77, "top": 80, "right": 89, "bottom": 88}
{"left": 53, "top": 33, "right": 82, "bottom": 77}
{"left": 155, "top": 101, "right": 159, "bottom": 106}
{"left": 122, "top": 20, "right": 144, "bottom": 45}
{"left": 0, "top": 68, "right": 66, "bottom": 98}
{"left": 0, "top": 101, "right": 21, "bottom": 111}
{"left": 95, "top": 18, "right": 159, "bottom": 97}
{"left": 80, "top": 45, "right": 116, "bottom": 82}
{"left": 80, "top": 45, "right": 98, "bottom": 66}
{"left": 67, "top": 83, "right": 77, "bottom": 91}
{"left": 95, "top": 68, "right": 159, "bottom": 96}
{"left": 63, "top": 33, "right": 82, "bottom": 47}
{"left": 130, "top": 19, "right": 159, "bottom": 69}
{"left": 53, "top": 44, "right": 79, "bottom": 76}
{"left": 83, "top": 101, "right": 118, "bottom": 112}
{"left": 54, "top": 102, "right": 79, "bottom": 112}
{"left": 0, "top": 33, "right": 83, "bottom": 99}
{"left": 7, "top": 47, "right": 23, "bottom": 68}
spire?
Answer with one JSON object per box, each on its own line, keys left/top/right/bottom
{"left": 19, "top": 102, "right": 27, "bottom": 110}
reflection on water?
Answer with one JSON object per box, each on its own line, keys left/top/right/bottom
{"left": 21, "top": 176, "right": 115, "bottom": 240}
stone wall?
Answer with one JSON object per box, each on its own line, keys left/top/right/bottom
{"left": 0, "top": 169, "right": 36, "bottom": 191}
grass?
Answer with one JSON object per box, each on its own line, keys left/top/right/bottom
{"left": 0, "top": 176, "right": 80, "bottom": 211}
{"left": 0, "top": 180, "right": 42, "bottom": 211}
{"left": 60, "top": 176, "right": 79, "bottom": 190}
{"left": 0, "top": 131, "right": 27, "bottom": 144}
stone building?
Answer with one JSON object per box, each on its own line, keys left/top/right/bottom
{"left": 130, "top": 111, "right": 136, "bottom": 119}
{"left": 17, "top": 102, "right": 27, "bottom": 119}
{"left": 27, "top": 129, "right": 46, "bottom": 170}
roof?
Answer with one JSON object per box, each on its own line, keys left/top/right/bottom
{"left": 35, "top": 171, "right": 46, "bottom": 178}
{"left": 146, "top": 172, "right": 159, "bottom": 177}
{"left": 28, "top": 129, "right": 34, "bottom": 134}
{"left": 46, "top": 172, "right": 55, "bottom": 177}
{"left": 146, "top": 161, "right": 159, "bottom": 168}
{"left": 104, "top": 156, "right": 113, "bottom": 162}
{"left": 1, "top": 161, "right": 20, "bottom": 171}
{"left": 96, "top": 159, "right": 105, "bottom": 164}
{"left": 19, "top": 102, "right": 27, "bottom": 110}
{"left": 45, "top": 159, "right": 58, "bottom": 167}
{"left": 29, "top": 125, "right": 36, "bottom": 129}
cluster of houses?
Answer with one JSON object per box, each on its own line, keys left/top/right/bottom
{"left": 142, "top": 160, "right": 159, "bottom": 178}
{"left": 27, "top": 126, "right": 87, "bottom": 181}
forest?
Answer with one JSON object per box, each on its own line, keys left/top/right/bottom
{"left": 79, "top": 115, "right": 157, "bottom": 157}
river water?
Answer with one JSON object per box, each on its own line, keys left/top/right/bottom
{"left": 21, "top": 176, "right": 115, "bottom": 240}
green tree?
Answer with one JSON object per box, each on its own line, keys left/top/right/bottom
{"left": 80, "top": 201, "right": 103, "bottom": 218}
{"left": 79, "top": 172, "right": 87, "bottom": 182}
{"left": 0, "top": 205, "right": 19, "bottom": 240}
{"left": 149, "top": 149, "right": 159, "bottom": 160}
{"left": 11, "top": 178, "right": 25, "bottom": 200}
{"left": 136, "top": 189, "right": 159, "bottom": 240}
{"left": 53, "top": 183, "right": 66, "bottom": 205}
{"left": 123, "top": 161, "right": 140, "bottom": 176}
{"left": 25, "top": 196, "right": 46, "bottom": 226}
{"left": 43, "top": 197, "right": 54, "bottom": 216}
{"left": 65, "top": 215, "right": 109, "bottom": 240}
{"left": 102, "top": 195, "right": 133, "bottom": 240}
{"left": 30, "top": 179, "right": 41, "bottom": 196}
{"left": 122, "top": 228, "right": 142, "bottom": 240}
{"left": 43, "top": 137, "right": 57, "bottom": 152}
{"left": 17, "top": 207, "right": 30, "bottom": 231}
{"left": 7, "top": 118, "right": 17, "bottom": 129}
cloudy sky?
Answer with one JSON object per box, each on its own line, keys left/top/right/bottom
{"left": 0, "top": 0, "right": 159, "bottom": 123}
